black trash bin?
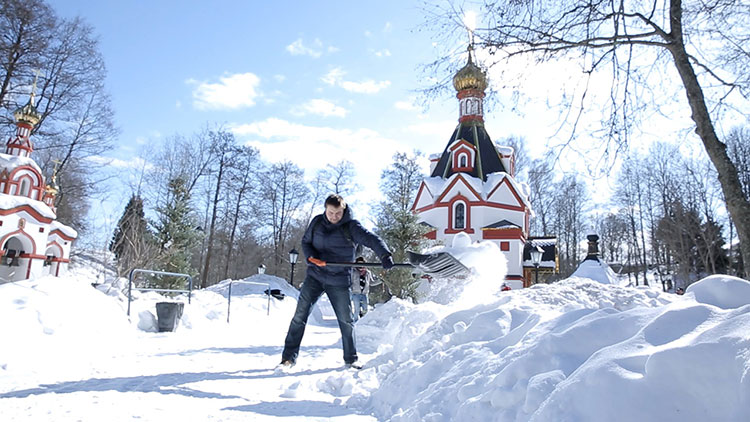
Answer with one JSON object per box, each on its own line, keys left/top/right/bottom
{"left": 155, "top": 302, "right": 184, "bottom": 332}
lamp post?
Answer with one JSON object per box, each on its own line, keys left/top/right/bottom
{"left": 258, "top": 264, "right": 266, "bottom": 275}
{"left": 289, "top": 248, "right": 299, "bottom": 286}
{"left": 530, "top": 244, "right": 543, "bottom": 285}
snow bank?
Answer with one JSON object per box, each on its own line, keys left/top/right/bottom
{"left": 571, "top": 258, "right": 619, "bottom": 284}
{"left": 3, "top": 245, "right": 750, "bottom": 422}
{"left": 685, "top": 275, "right": 750, "bottom": 310}
{"left": 351, "top": 274, "right": 750, "bottom": 421}
{"left": 0, "top": 275, "right": 133, "bottom": 377}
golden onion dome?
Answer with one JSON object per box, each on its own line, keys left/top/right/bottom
{"left": 44, "top": 183, "right": 58, "bottom": 196}
{"left": 13, "top": 98, "right": 42, "bottom": 126}
{"left": 452, "top": 50, "right": 487, "bottom": 92}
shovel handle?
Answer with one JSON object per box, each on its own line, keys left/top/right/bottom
{"left": 321, "top": 261, "right": 414, "bottom": 269}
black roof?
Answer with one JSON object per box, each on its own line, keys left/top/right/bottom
{"left": 483, "top": 220, "right": 519, "bottom": 229}
{"left": 430, "top": 121, "right": 507, "bottom": 182}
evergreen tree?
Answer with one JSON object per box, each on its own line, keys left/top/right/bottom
{"left": 109, "top": 194, "right": 153, "bottom": 277}
{"left": 152, "top": 176, "right": 201, "bottom": 290}
{"left": 374, "top": 151, "right": 429, "bottom": 301}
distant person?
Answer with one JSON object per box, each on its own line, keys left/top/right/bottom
{"left": 280, "top": 194, "right": 393, "bottom": 369}
{"left": 351, "top": 256, "right": 376, "bottom": 322}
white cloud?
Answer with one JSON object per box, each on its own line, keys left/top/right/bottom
{"left": 231, "top": 118, "right": 411, "bottom": 215}
{"left": 188, "top": 72, "right": 261, "bottom": 110}
{"left": 291, "top": 99, "right": 348, "bottom": 117}
{"left": 374, "top": 49, "right": 391, "bottom": 58}
{"left": 394, "top": 98, "right": 419, "bottom": 111}
{"left": 383, "top": 22, "right": 392, "bottom": 32}
{"left": 273, "top": 74, "right": 286, "bottom": 83}
{"left": 364, "top": 30, "right": 373, "bottom": 37}
{"left": 286, "top": 38, "right": 338, "bottom": 58}
{"left": 321, "top": 68, "right": 390, "bottom": 94}
{"left": 406, "top": 121, "right": 456, "bottom": 137}
{"left": 87, "top": 155, "right": 153, "bottom": 170}
{"left": 321, "top": 68, "right": 346, "bottom": 86}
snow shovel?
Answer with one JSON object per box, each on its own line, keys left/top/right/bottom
{"left": 320, "top": 251, "right": 469, "bottom": 278}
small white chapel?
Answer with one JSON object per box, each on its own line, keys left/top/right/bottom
{"left": 0, "top": 85, "right": 77, "bottom": 283}
{"left": 411, "top": 47, "right": 556, "bottom": 286}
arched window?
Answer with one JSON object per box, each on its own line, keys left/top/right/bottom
{"left": 459, "top": 154, "right": 468, "bottom": 168}
{"left": 19, "top": 178, "right": 30, "bottom": 197}
{"left": 454, "top": 202, "right": 465, "bottom": 229}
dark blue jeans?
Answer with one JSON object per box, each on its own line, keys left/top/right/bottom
{"left": 282, "top": 274, "right": 357, "bottom": 364}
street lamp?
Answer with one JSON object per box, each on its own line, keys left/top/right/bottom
{"left": 258, "top": 264, "right": 266, "bottom": 275}
{"left": 530, "top": 244, "right": 544, "bottom": 285}
{"left": 289, "top": 248, "right": 299, "bottom": 286}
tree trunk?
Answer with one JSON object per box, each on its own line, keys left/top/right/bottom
{"left": 201, "top": 162, "right": 225, "bottom": 288}
{"left": 667, "top": 0, "right": 750, "bottom": 278}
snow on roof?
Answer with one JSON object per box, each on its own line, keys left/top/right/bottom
{"left": 495, "top": 144, "right": 514, "bottom": 156}
{"left": 51, "top": 220, "right": 78, "bottom": 238}
{"left": 0, "top": 193, "right": 55, "bottom": 219}
{"left": 422, "top": 172, "right": 531, "bottom": 209}
{"left": 429, "top": 153, "right": 441, "bottom": 161}
{"left": 571, "top": 259, "right": 619, "bottom": 284}
{"left": 0, "top": 152, "right": 42, "bottom": 175}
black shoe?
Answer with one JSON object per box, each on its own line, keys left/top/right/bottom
{"left": 345, "top": 361, "right": 363, "bottom": 370}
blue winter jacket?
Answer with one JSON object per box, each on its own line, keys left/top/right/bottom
{"left": 302, "top": 206, "right": 391, "bottom": 287}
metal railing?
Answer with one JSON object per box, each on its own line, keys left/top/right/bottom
{"left": 227, "top": 280, "right": 272, "bottom": 323}
{"left": 127, "top": 269, "right": 193, "bottom": 317}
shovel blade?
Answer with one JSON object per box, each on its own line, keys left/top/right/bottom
{"left": 407, "top": 251, "right": 469, "bottom": 278}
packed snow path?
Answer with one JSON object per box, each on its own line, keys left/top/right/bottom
{"left": 2, "top": 255, "right": 750, "bottom": 421}
{"left": 0, "top": 316, "right": 377, "bottom": 421}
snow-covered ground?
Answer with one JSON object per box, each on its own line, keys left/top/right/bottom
{"left": 1, "top": 246, "right": 749, "bottom": 421}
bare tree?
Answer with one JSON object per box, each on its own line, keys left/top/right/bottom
{"left": 260, "top": 161, "right": 310, "bottom": 275}
{"left": 431, "top": 0, "right": 750, "bottom": 276}
{"left": 526, "top": 157, "right": 556, "bottom": 235}
{"left": 551, "top": 176, "right": 589, "bottom": 275}
{"left": 221, "top": 145, "right": 261, "bottom": 281}
{"left": 200, "top": 129, "right": 239, "bottom": 288}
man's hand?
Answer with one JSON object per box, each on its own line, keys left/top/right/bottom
{"left": 308, "top": 257, "right": 326, "bottom": 267}
{"left": 381, "top": 255, "right": 394, "bottom": 270}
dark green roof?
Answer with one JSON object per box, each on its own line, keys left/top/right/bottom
{"left": 430, "top": 121, "right": 507, "bottom": 181}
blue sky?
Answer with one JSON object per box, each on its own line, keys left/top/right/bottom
{"left": 52, "top": 1, "right": 706, "bottom": 246}
{"left": 51, "top": 1, "right": 555, "bottom": 243}
{"left": 52, "top": 1, "right": 480, "bottom": 237}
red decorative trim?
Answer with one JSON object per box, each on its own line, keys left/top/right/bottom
{"left": 500, "top": 241, "right": 510, "bottom": 251}
{"left": 433, "top": 174, "right": 482, "bottom": 204}
{"left": 0, "top": 228, "right": 38, "bottom": 254}
{"left": 0, "top": 206, "right": 53, "bottom": 224}
{"left": 458, "top": 115, "right": 484, "bottom": 123}
{"left": 411, "top": 182, "right": 431, "bottom": 212}
{"left": 425, "top": 230, "right": 436, "bottom": 240}
{"left": 482, "top": 228, "right": 524, "bottom": 240}
{"left": 456, "top": 89, "right": 486, "bottom": 100}
{"left": 418, "top": 198, "right": 526, "bottom": 214}
{"left": 448, "top": 139, "right": 475, "bottom": 153}
{"left": 444, "top": 195, "right": 474, "bottom": 234}
{"left": 486, "top": 177, "right": 526, "bottom": 210}
{"left": 49, "top": 229, "right": 76, "bottom": 241}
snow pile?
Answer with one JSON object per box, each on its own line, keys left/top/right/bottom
{"left": 350, "top": 269, "right": 750, "bottom": 421}
{"left": 686, "top": 275, "right": 750, "bottom": 310}
{"left": 418, "top": 235, "right": 508, "bottom": 305}
{"left": 571, "top": 257, "right": 619, "bottom": 284}
{"left": 0, "top": 274, "right": 132, "bottom": 378}
{"left": 2, "top": 244, "right": 750, "bottom": 421}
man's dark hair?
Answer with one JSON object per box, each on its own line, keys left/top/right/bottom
{"left": 325, "top": 194, "right": 347, "bottom": 209}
